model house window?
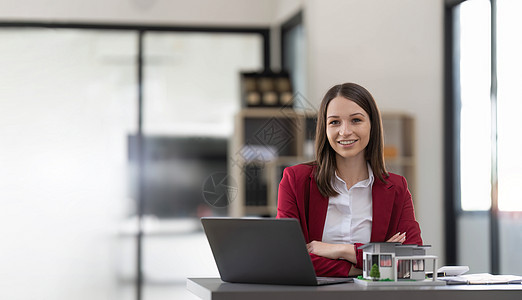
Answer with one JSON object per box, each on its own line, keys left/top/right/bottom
{"left": 412, "top": 259, "right": 425, "bottom": 272}
{"left": 367, "top": 254, "right": 379, "bottom": 273}
{"left": 397, "top": 260, "right": 411, "bottom": 279}
{"left": 380, "top": 255, "right": 392, "bottom": 267}
{"left": 372, "top": 255, "right": 379, "bottom": 268}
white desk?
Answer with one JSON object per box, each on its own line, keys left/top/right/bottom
{"left": 187, "top": 277, "right": 522, "bottom": 300}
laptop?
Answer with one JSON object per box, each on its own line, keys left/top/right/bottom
{"left": 201, "top": 217, "right": 353, "bottom": 286}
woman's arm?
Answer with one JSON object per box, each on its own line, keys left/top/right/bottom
{"left": 307, "top": 241, "right": 357, "bottom": 263}
{"left": 310, "top": 254, "right": 361, "bottom": 277}
{"left": 306, "top": 241, "right": 363, "bottom": 276}
{"left": 307, "top": 232, "right": 405, "bottom": 271}
{"left": 307, "top": 231, "right": 406, "bottom": 261}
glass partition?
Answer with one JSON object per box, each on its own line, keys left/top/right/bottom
{"left": 140, "top": 31, "right": 263, "bottom": 298}
{"left": 0, "top": 25, "right": 267, "bottom": 300}
{"left": 0, "top": 28, "right": 137, "bottom": 300}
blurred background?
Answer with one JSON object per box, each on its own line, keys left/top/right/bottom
{"left": 0, "top": 0, "right": 521, "bottom": 299}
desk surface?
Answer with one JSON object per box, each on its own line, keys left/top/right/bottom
{"left": 187, "top": 278, "right": 522, "bottom": 300}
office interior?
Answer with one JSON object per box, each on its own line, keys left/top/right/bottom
{"left": 1, "top": 0, "right": 521, "bottom": 299}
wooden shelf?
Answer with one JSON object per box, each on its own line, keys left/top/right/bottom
{"left": 382, "top": 113, "right": 416, "bottom": 199}
{"left": 229, "top": 108, "right": 315, "bottom": 217}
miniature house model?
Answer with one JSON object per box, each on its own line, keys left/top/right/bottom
{"left": 359, "top": 243, "right": 438, "bottom": 281}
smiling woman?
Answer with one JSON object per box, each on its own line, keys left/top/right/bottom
{"left": 276, "top": 83, "right": 422, "bottom": 278}
{"left": 325, "top": 97, "right": 371, "bottom": 181}
{"left": 315, "top": 83, "right": 388, "bottom": 196}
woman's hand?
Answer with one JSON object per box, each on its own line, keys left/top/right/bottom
{"left": 306, "top": 241, "right": 356, "bottom": 263}
{"left": 307, "top": 241, "right": 342, "bottom": 259}
{"left": 386, "top": 232, "right": 406, "bottom": 243}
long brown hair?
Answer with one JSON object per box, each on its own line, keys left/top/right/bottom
{"left": 314, "top": 83, "right": 388, "bottom": 197}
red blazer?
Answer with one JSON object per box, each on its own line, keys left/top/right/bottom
{"left": 276, "top": 163, "right": 422, "bottom": 277}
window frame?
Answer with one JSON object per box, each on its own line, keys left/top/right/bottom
{"left": 444, "top": 0, "right": 500, "bottom": 273}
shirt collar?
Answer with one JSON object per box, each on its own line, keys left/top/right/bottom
{"left": 333, "top": 162, "right": 375, "bottom": 190}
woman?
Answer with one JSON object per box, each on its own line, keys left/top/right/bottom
{"left": 277, "top": 83, "right": 422, "bottom": 277}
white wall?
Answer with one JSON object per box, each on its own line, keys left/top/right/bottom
{"left": 274, "top": 0, "right": 305, "bottom": 23}
{"left": 0, "top": 0, "right": 278, "bottom": 26}
{"left": 304, "top": 0, "right": 445, "bottom": 262}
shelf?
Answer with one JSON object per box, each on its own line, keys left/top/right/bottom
{"left": 229, "top": 107, "right": 315, "bottom": 217}
{"left": 382, "top": 113, "right": 416, "bottom": 198}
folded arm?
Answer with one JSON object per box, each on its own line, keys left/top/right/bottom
{"left": 307, "top": 231, "right": 405, "bottom": 275}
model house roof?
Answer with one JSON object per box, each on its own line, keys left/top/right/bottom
{"left": 359, "top": 243, "right": 432, "bottom": 256}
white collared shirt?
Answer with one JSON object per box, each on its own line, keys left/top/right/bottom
{"left": 322, "top": 164, "right": 374, "bottom": 244}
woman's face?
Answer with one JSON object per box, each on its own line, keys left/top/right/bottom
{"left": 326, "top": 96, "right": 371, "bottom": 162}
